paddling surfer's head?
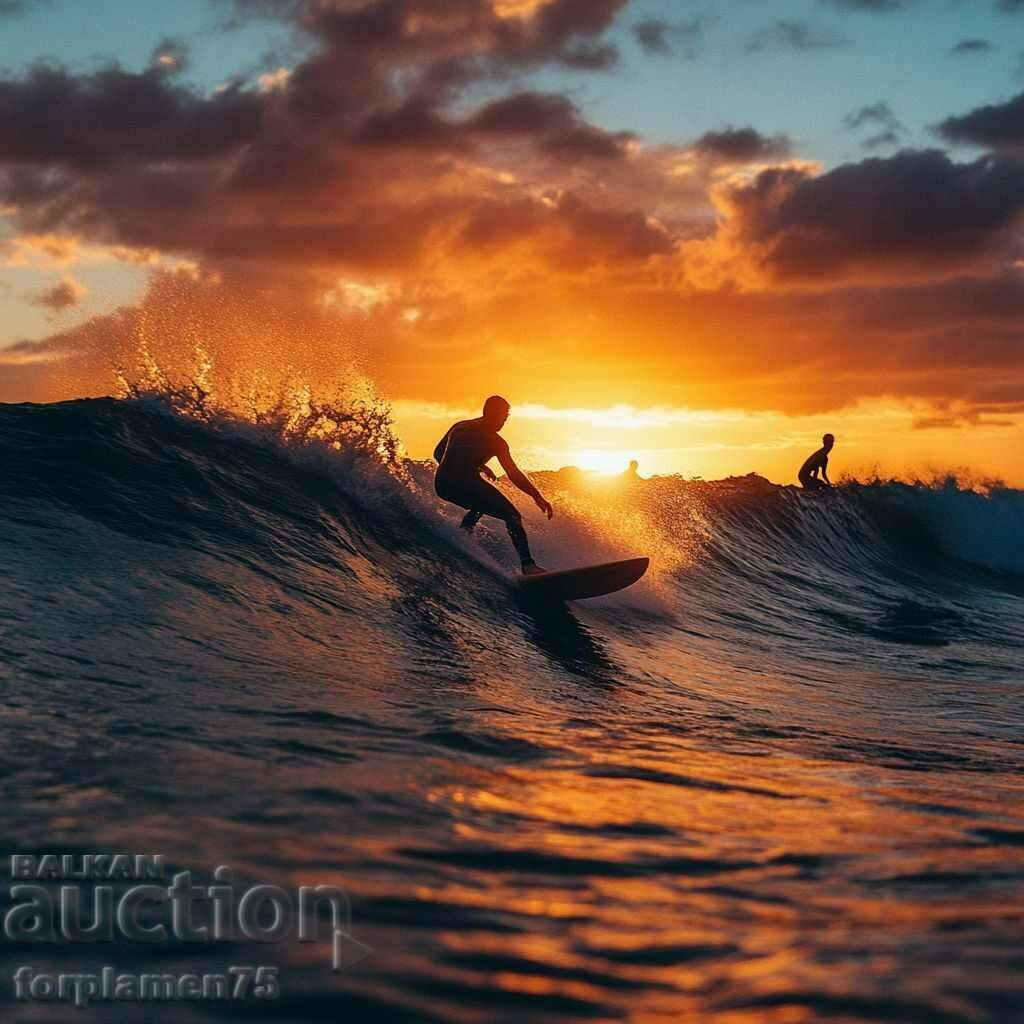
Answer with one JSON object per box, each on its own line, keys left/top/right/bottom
{"left": 822, "top": 432, "right": 835, "bottom": 452}
{"left": 483, "top": 395, "right": 511, "bottom": 431}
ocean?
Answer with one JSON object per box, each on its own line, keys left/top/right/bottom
{"left": 1, "top": 395, "right": 1022, "bottom": 1023}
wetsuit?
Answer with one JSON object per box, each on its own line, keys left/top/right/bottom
{"left": 434, "top": 419, "right": 534, "bottom": 565}
{"left": 798, "top": 447, "right": 830, "bottom": 491}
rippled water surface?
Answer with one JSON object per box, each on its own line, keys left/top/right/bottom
{"left": 2, "top": 399, "right": 1022, "bottom": 1023}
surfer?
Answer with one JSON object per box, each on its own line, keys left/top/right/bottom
{"left": 434, "top": 396, "right": 554, "bottom": 576}
{"left": 799, "top": 433, "right": 835, "bottom": 491}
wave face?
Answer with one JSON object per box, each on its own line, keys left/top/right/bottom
{"left": 2, "top": 397, "right": 1023, "bottom": 1024}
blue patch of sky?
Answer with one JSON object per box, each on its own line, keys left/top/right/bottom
{"left": 529, "top": 0, "right": 1021, "bottom": 166}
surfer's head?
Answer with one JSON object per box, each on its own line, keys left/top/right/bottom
{"left": 823, "top": 433, "right": 835, "bottom": 450}
{"left": 483, "top": 395, "right": 511, "bottom": 430}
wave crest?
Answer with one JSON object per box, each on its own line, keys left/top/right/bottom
{"left": 113, "top": 338, "right": 404, "bottom": 471}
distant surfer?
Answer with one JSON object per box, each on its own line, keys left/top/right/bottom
{"left": 434, "top": 396, "right": 554, "bottom": 576}
{"left": 798, "top": 433, "right": 835, "bottom": 491}
{"left": 623, "top": 459, "right": 640, "bottom": 481}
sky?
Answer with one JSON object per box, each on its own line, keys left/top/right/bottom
{"left": 1, "top": 0, "right": 1023, "bottom": 483}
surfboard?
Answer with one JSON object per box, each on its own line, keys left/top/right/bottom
{"left": 517, "top": 557, "right": 649, "bottom": 601}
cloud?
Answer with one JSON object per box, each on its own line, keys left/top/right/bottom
{"left": 469, "top": 90, "right": 637, "bottom": 160}
{"left": 632, "top": 16, "right": 710, "bottom": 58}
{"left": 0, "top": 1, "right": 641, "bottom": 282}
{"left": 558, "top": 41, "right": 619, "bottom": 70}
{"left": 746, "top": 20, "right": 847, "bottom": 52}
{"left": 632, "top": 18, "right": 672, "bottom": 55}
{"left": 950, "top": 39, "right": 994, "bottom": 55}
{"left": 7, "top": 257, "right": 1024, "bottom": 427}
{"left": 302, "top": 0, "right": 628, "bottom": 75}
{"left": 2, "top": 232, "right": 78, "bottom": 266}
{"left": 693, "top": 127, "right": 791, "bottom": 163}
{"left": 470, "top": 90, "right": 578, "bottom": 135}
{"left": 31, "top": 274, "right": 87, "bottom": 312}
{"left": 354, "top": 89, "right": 636, "bottom": 158}
{"left": 0, "top": 65, "right": 263, "bottom": 170}
{"left": 456, "top": 191, "right": 675, "bottom": 268}
{"left": 1, "top": 0, "right": 1022, "bottom": 428}
{"left": 843, "top": 101, "right": 904, "bottom": 147}
{"left": 938, "top": 90, "right": 1024, "bottom": 152}
{"left": 1, "top": 231, "right": 169, "bottom": 269}
{"left": 717, "top": 150, "right": 1024, "bottom": 282}
{"left": 257, "top": 67, "right": 291, "bottom": 92}
{"left": 912, "top": 410, "right": 1016, "bottom": 430}
{"left": 150, "top": 37, "right": 189, "bottom": 73}
{"left": 843, "top": 101, "right": 901, "bottom": 131}
{"left": 357, "top": 97, "right": 466, "bottom": 150}
{"left": 996, "top": 0, "right": 1024, "bottom": 11}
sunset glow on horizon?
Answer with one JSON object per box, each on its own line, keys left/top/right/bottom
{"left": 1, "top": 0, "right": 1022, "bottom": 484}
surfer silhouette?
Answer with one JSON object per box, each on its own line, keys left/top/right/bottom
{"left": 434, "top": 396, "right": 554, "bottom": 576}
{"left": 799, "top": 433, "right": 835, "bottom": 491}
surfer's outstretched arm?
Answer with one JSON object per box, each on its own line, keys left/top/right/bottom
{"left": 497, "top": 444, "right": 553, "bottom": 519}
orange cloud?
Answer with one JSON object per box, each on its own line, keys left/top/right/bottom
{"left": 1, "top": 0, "right": 1023, "bottom": 440}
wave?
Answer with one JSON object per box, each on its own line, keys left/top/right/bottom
{"left": 852, "top": 477, "right": 1024, "bottom": 576}
{"left": 2, "top": 397, "right": 1020, "bottom": 679}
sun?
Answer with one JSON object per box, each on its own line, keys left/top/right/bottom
{"left": 574, "top": 449, "right": 632, "bottom": 475}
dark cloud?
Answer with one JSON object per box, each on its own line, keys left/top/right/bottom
{"left": 996, "top": 0, "right": 1024, "bottom": 11}
{"left": 303, "top": 0, "right": 626, "bottom": 73}
{"left": 472, "top": 90, "right": 633, "bottom": 158}
{"left": 31, "top": 276, "right": 86, "bottom": 312}
{"left": 225, "top": 139, "right": 344, "bottom": 196}
{"left": 632, "top": 18, "right": 672, "bottom": 55}
{"left": 357, "top": 97, "right": 465, "bottom": 150}
{"left": 470, "top": 91, "right": 577, "bottom": 135}
{"left": 632, "top": 16, "right": 711, "bottom": 58}
{"left": 0, "top": 65, "right": 264, "bottom": 170}
{"left": 746, "top": 20, "right": 847, "bottom": 53}
{"left": 693, "top": 127, "right": 791, "bottom": 163}
{"left": 938, "top": 90, "right": 1024, "bottom": 152}
{"left": 950, "top": 39, "right": 994, "bottom": 55}
{"left": 0, "top": 0, "right": 641, "bottom": 284}
{"left": 541, "top": 123, "right": 633, "bottom": 160}
{"left": 557, "top": 40, "right": 619, "bottom": 70}
{"left": 844, "top": 101, "right": 901, "bottom": 130}
{"left": 723, "top": 149, "right": 1024, "bottom": 281}
{"left": 843, "top": 101, "right": 904, "bottom": 146}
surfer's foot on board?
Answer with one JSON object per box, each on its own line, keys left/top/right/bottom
{"left": 521, "top": 561, "right": 548, "bottom": 577}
